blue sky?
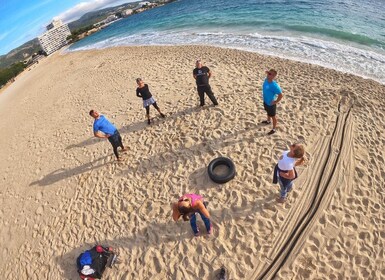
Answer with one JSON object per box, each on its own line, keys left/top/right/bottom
{"left": 0, "top": 0, "right": 137, "bottom": 55}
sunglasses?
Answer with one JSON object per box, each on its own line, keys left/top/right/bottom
{"left": 178, "top": 198, "right": 189, "bottom": 203}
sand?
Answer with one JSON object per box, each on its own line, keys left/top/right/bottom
{"left": 0, "top": 45, "right": 384, "bottom": 279}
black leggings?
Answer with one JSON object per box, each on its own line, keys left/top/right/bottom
{"left": 145, "top": 102, "right": 160, "bottom": 115}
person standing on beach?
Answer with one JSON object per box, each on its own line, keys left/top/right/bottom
{"left": 89, "top": 110, "right": 127, "bottom": 161}
{"left": 172, "top": 193, "right": 212, "bottom": 237}
{"left": 261, "top": 69, "right": 283, "bottom": 135}
{"left": 193, "top": 60, "right": 218, "bottom": 106}
{"left": 136, "top": 78, "right": 166, "bottom": 125}
{"left": 273, "top": 143, "right": 306, "bottom": 203}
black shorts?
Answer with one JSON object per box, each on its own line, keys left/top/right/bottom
{"left": 263, "top": 102, "right": 276, "bottom": 117}
{"left": 108, "top": 131, "right": 122, "bottom": 148}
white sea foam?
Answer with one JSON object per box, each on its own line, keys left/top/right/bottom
{"left": 68, "top": 30, "right": 385, "bottom": 84}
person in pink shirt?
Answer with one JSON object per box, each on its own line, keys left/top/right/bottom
{"left": 172, "top": 193, "right": 212, "bottom": 236}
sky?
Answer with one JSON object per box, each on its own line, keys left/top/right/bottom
{"left": 0, "top": 0, "right": 138, "bottom": 55}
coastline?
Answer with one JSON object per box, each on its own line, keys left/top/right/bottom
{"left": 0, "top": 45, "right": 384, "bottom": 279}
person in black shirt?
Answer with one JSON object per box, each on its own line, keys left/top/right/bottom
{"left": 193, "top": 60, "right": 218, "bottom": 106}
{"left": 136, "top": 78, "right": 166, "bottom": 124}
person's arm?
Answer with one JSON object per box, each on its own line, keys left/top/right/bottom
{"left": 172, "top": 203, "right": 181, "bottom": 221}
{"left": 208, "top": 69, "right": 212, "bottom": 79}
{"left": 272, "top": 93, "right": 283, "bottom": 105}
{"left": 94, "top": 131, "right": 109, "bottom": 138}
{"left": 136, "top": 88, "right": 142, "bottom": 98}
{"left": 195, "top": 200, "right": 210, "bottom": 218}
{"left": 279, "top": 169, "right": 295, "bottom": 179}
{"left": 295, "top": 157, "right": 306, "bottom": 166}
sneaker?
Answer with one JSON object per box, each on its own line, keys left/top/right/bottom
{"left": 261, "top": 120, "right": 271, "bottom": 125}
{"left": 160, "top": 113, "right": 166, "bottom": 118}
{"left": 147, "top": 119, "right": 151, "bottom": 125}
{"left": 267, "top": 129, "right": 276, "bottom": 135}
{"left": 276, "top": 196, "right": 287, "bottom": 203}
{"left": 219, "top": 267, "right": 227, "bottom": 280}
{"left": 194, "top": 232, "right": 200, "bottom": 237}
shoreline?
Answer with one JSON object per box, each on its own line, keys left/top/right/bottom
{"left": 0, "top": 45, "right": 384, "bottom": 279}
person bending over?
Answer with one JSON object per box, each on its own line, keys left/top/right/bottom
{"left": 89, "top": 110, "right": 127, "bottom": 161}
{"left": 172, "top": 193, "right": 212, "bottom": 236}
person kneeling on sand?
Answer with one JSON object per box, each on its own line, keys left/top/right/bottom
{"left": 273, "top": 143, "right": 306, "bottom": 203}
{"left": 136, "top": 78, "right": 166, "bottom": 125}
{"left": 172, "top": 193, "right": 212, "bottom": 236}
{"left": 89, "top": 110, "right": 127, "bottom": 161}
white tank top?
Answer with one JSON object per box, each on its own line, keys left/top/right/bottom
{"left": 277, "top": 151, "right": 296, "bottom": 171}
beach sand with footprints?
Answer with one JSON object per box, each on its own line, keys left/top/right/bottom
{"left": 0, "top": 45, "right": 384, "bottom": 279}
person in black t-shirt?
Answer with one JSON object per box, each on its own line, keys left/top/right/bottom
{"left": 136, "top": 78, "right": 166, "bottom": 125}
{"left": 193, "top": 60, "right": 218, "bottom": 106}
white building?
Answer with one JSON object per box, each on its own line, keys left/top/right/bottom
{"left": 122, "top": 9, "right": 133, "bottom": 17}
{"left": 38, "top": 20, "right": 71, "bottom": 55}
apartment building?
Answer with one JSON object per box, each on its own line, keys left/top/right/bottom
{"left": 38, "top": 20, "right": 71, "bottom": 55}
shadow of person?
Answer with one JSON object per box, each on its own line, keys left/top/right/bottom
{"left": 66, "top": 137, "right": 100, "bottom": 150}
{"left": 29, "top": 156, "right": 109, "bottom": 187}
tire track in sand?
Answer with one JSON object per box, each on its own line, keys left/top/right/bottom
{"left": 250, "top": 93, "right": 355, "bottom": 279}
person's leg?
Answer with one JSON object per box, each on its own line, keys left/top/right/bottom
{"left": 267, "top": 105, "right": 277, "bottom": 134}
{"left": 108, "top": 136, "right": 120, "bottom": 160}
{"left": 145, "top": 106, "right": 150, "bottom": 124}
{"left": 116, "top": 131, "right": 127, "bottom": 151}
{"left": 198, "top": 211, "right": 212, "bottom": 234}
{"left": 197, "top": 87, "right": 205, "bottom": 106}
{"left": 272, "top": 116, "right": 277, "bottom": 129}
{"left": 205, "top": 85, "right": 218, "bottom": 106}
{"left": 189, "top": 213, "right": 199, "bottom": 235}
{"left": 286, "top": 181, "right": 294, "bottom": 193}
{"left": 263, "top": 103, "right": 272, "bottom": 123}
{"left": 279, "top": 178, "right": 288, "bottom": 199}
{"left": 153, "top": 102, "right": 165, "bottom": 118}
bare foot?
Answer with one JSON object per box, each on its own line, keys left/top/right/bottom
{"left": 121, "top": 148, "right": 128, "bottom": 152}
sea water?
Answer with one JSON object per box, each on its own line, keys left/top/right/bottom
{"left": 69, "top": 0, "right": 385, "bottom": 84}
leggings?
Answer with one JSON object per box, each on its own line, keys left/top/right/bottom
{"left": 145, "top": 102, "right": 160, "bottom": 114}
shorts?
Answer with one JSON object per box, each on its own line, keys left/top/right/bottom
{"left": 263, "top": 102, "right": 276, "bottom": 117}
{"left": 143, "top": 97, "right": 156, "bottom": 108}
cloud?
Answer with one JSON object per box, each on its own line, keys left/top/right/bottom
{"left": 56, "top": 0, "right": 136, "bottom": 23}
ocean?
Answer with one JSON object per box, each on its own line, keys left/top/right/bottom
{"left": 69, "top": 0, "right": 385, "bottom": 84}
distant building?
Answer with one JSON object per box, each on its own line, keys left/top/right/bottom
{"left": 122, "top": 9, "right": 133, "bottom": 17}
{"left": 139, "top": 1, "right": 151, "bottom": 7}
{"left": 38, "top": 19, "right": 71, "bottom": 55}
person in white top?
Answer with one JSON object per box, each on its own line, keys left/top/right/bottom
{"left": 273, "top": 143, "right": 306, "bottom": 203}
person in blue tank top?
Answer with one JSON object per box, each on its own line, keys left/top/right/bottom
{"left": 261, "top": 69, "right": 283, "bottom": 135}
{"left": 89, "top": 110, "right": 127, "bottom": 161}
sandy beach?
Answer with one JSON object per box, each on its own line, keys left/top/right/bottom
{"left": 0, "top": 45, "right": 384, "bottom": 279}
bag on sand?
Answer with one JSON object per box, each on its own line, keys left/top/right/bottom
{"left": 76, "top": 245, "right": 117, "bottom": 279}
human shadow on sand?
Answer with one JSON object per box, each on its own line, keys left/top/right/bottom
{"left": 65, "top": 106, "right": 205, "bottom": 150}
{"left": 29, "top": 156, "right": 109, "bottom": 187}
{"left": 56, "top": 197, "right": 275, "bottom": 280}
{"left": 118, "top": 105, "right": 211, "bottom": 134}
{"left": 120, "top": 122, "right": 266, "bottom": 177}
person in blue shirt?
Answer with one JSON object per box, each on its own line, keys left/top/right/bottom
{"left": 261, "top": 69, "right": 283, "bottom": 135}
{"left": 89, "top": 110, "right": 127, "bottom": 161}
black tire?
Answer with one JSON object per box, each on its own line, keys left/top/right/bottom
{"left": 207, "top": 157, "right": 236, "bottom": 184}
